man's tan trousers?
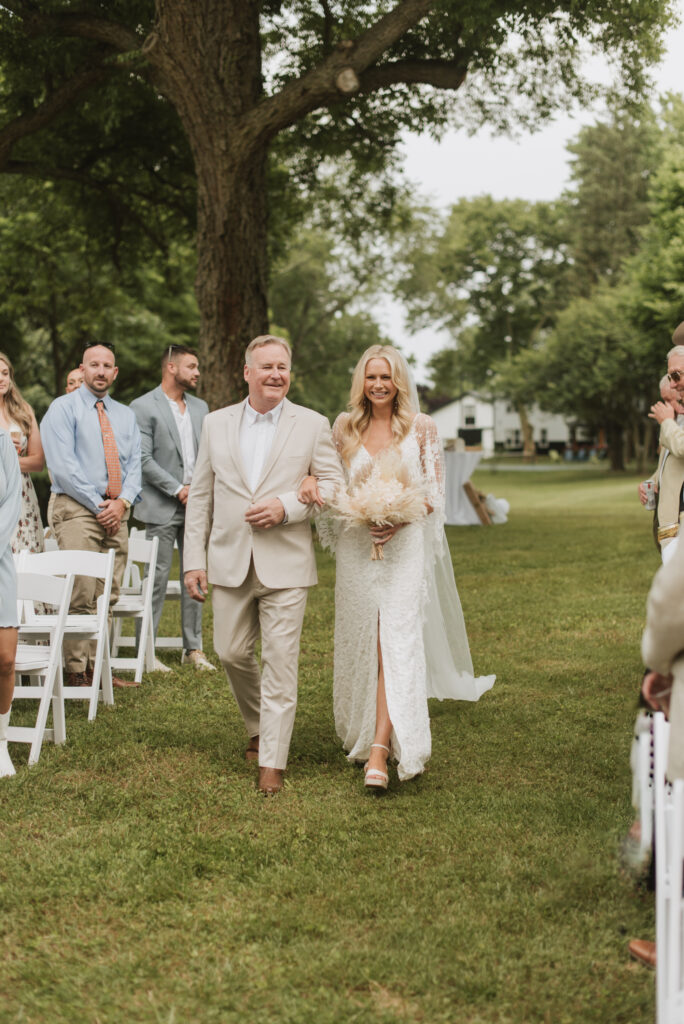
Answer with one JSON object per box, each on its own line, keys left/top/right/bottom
{"left": 212, "top": 560, "right": 308, "bottom": 771}
{"left": 50, "top": 493, "right": 129, "bottom": 673}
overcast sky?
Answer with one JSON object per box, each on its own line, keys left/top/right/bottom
{"left": 384, "top": 7, "right": 684, "bottom": 381}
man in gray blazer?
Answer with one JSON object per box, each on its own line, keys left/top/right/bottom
{"left": 130, "top": 345, "right": 213, "bottom": 670}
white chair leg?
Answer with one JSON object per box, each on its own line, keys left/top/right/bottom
{"left": 143, "top": 605, "right": 155, "bottom": 673}
{"left": 88, "top": 631, "right": 108, "bottom": 721}
{"left": 28, "top": 679, "right": 54, "bottom": 766}
{"left": 51, "top": 666, "right": 67, "bottom": 745}
{"left": 100, "top": 642, "right": 114, "bottom": 707}
{"left": 110, "top": 614, "right": 123, "bottom": 659}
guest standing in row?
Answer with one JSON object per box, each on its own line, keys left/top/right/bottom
{"left": 65, "top": 368, "right": 84, "bottom": 393}
{"left": 0, "top": 428, "right": 21, "bottom": 776}
{"left": 41, "top": 342, "right": 142, "bottom": 689}
{"left": 0, "top": 352, "right": 45, "bottom": 555}
{"left": 131, "top": 345, "right": 213, "bottom": 671}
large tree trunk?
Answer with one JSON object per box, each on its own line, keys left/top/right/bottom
{"left": 151, "top": 1, "right": 268, "bottom": 409}
{"left": 633, "top": 417, "right": 653, "bottom": 476}
{"left": 516, "top": 403, "right": 536, "bottom": 462}
{"left": 194, "top": 151, "right": 269, "bottom": 407}
{"left": 606, "top": 421, "right": 625, "bottom": 471}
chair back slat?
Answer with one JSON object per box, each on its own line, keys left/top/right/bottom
{"left": 20, "top": 549, "right": 113, "bottom": 578}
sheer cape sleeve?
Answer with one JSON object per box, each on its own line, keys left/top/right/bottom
{"left": 313, "top": 412, "right": 348, "bottom": 554}
{"left": 415, "top": 414, "right": 495, "bottom": 702}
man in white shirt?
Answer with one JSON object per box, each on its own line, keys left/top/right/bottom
{"left": 183, "top": 335, "right": 344, "bottom": 794}
{"left": 130, "top": 346, "right": 212, "bottom": 670}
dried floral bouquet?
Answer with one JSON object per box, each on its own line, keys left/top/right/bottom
{"left": 331, "top": 448, "right": 428, "bottom": 560}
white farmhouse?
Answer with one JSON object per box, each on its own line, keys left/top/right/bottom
{"left": 429, "top": 393, "right": 572, "bottom": 457}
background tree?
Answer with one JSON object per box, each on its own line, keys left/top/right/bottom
{"left": 524, "top": 98, "right": 682, "bottom": 469}
{"left": 0, "top": 176, "right": 199, "bottom": 412}
{"left": 417, "top": 97, "right": 675, "bottom": 467}
{"left": 531, "top": 284, "right": 660, "bottom": 470}
{"left": 269, "top": 225, "right": 391, "bottom": 420}
{"left": 627, "top": 95, "right": 684, "bottom": 346}
{"left": 0, "top": 0, "right": 674, "bottom": 407}
{"left": 563, "top": 102, "right": 660, "bottom": 293}
{"left": 400, "top": 196, "right": 572, "bottom": 457}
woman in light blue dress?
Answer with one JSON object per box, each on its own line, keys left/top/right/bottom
{"left": 0, "top": 428, "right": 21, "bottom": 777}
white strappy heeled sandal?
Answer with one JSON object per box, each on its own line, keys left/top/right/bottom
{"left": 364, "top": 743, "right": 390, "bottom": 790}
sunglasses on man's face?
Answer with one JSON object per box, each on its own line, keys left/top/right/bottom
{"left": 668, "top": 370, "right": 684, "bottom": 384}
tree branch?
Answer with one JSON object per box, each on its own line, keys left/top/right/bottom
{"left": 0, "top": 66, "right": 113, "bottom": 168}
{"left": 359, "top": 59, "right": 467, "bottom": 93}
{"left": 2, "top": 160, "right": 168, "bottom": 251}
{"left": 0, "top": 4, "right": 142, "bottom": 53}
{"left": 241, "top": 0, "right": 437, "bottom": 148}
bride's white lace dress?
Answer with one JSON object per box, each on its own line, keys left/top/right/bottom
{"left": 323, "top": 412, "right": 495, "bottom": 781}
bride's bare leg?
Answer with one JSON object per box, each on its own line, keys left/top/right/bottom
{"left": 367, "top": 624, "right": 392, "bottom": 774}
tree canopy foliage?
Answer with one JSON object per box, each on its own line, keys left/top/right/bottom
{"left": 0, "top": 0, "right": 676, "bottom": 406}
{"left": 416, "top": 96, "right": 684, "bottom": 468}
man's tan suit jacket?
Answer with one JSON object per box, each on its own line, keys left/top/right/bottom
{"left": 642, "top": 537, "right": 684, "bottom": 780}
{"left": 650, "top": 418, "right": 684, "bottom": 543}
{"left": 183, "top": 398, "right": 344, "bottom": 589}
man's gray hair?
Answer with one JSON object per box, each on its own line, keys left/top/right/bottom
{"left": 667, "top": 345, "right": 684, "bottom": 362}
{"left": 244, "top": 334, "right": 292, "bottom": 367}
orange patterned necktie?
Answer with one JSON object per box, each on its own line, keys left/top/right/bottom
{"left": 95, "top": 399, "right": 122, "bottom": 499}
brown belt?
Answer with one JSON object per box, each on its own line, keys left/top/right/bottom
{"left": 658, "top": 519, "right": 683, "bottom": 543}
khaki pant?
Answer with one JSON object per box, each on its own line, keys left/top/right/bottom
{"left": 49, "top": 493, "right": 129, "bottom": 673}
{"left": 212, "top": 560, "right": 308, "bottom": 771}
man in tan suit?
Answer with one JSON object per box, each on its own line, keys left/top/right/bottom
{"left": 642, "top": 342, "right": 684, "bottom": 561}
{"left": 183, "top": 335, "right": 344, "bottom": 794}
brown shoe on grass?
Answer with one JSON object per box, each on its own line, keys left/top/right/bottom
{"left": 258, "top": 766, "right": 284, "bottom": 795}
{"left": 628, "top": 938, "right": 656, "bottom": 968}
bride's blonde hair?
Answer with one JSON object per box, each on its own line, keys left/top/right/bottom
{"left": 338, "top": 345, "right": 416, "bottom": 465}
{"left": 0, "top": 352, "right": 32, "bottom": 437}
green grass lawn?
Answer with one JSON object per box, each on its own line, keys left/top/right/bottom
{"left": 1, "top": 468, "right": 661, "bottom": 1023}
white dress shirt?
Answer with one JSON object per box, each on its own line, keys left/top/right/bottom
{"left": 239, "top": 398, "right": 284, "bottom": 492}
{"left": 164, "top": 392, "right": 197, "bottom": 488}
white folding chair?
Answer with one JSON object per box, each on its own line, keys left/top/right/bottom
{"left": 9, "top": 571, "right": 74, "bottom": 765}
{"left": 666, "top": 779, "right": 684, "bottom": 1023}
{"left": 654, "top": 713, "right": 674, "bottom": 1024}
{"left": 110, "top": 533, "right": 159, "bottom": 682}
{"left": 16, "top": 548, "right": 116, "bottom": 721}
{"left": 634, "top": 711, "right": 655, "bottom": 858}
{"left": 124, "top": 527, "right": 183, "bottom": 653}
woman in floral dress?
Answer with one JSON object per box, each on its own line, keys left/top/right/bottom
{"left": 0, "top": 352, "right": 45, "bottom": 554}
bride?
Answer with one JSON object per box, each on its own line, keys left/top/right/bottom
{"left": 301, "top": 345, "right": 494, "bottom": 789}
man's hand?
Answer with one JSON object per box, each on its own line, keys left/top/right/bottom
{"left": 638, "top": 482, "right": 650, "bottom": 506}
{"left": 642, "top": 670, "right": 673, "bottom": 717}
{"left": 245, "top": 499, "right": 285, "bottom": 529}
{"left": 649, "top": 401, "right": 676, "bottom": 424}
{"left": 97, "top": 498, "right": 125, "bottom": 535}
{"left": 297, "top": 475, "right": 324, "bottom": 507}
{"left": 184, "top": 569, "right": 208, "bottom": 602}
{"left": 177, "top": 485, "right": 190, "bottom": 506}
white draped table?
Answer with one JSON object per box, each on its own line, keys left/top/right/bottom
{"left": 444, "top": 450, "right": 483, "bottom": 525}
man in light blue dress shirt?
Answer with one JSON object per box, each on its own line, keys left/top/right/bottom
{"left": 41, "top": 342, "right": 142, "bottom": 688}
